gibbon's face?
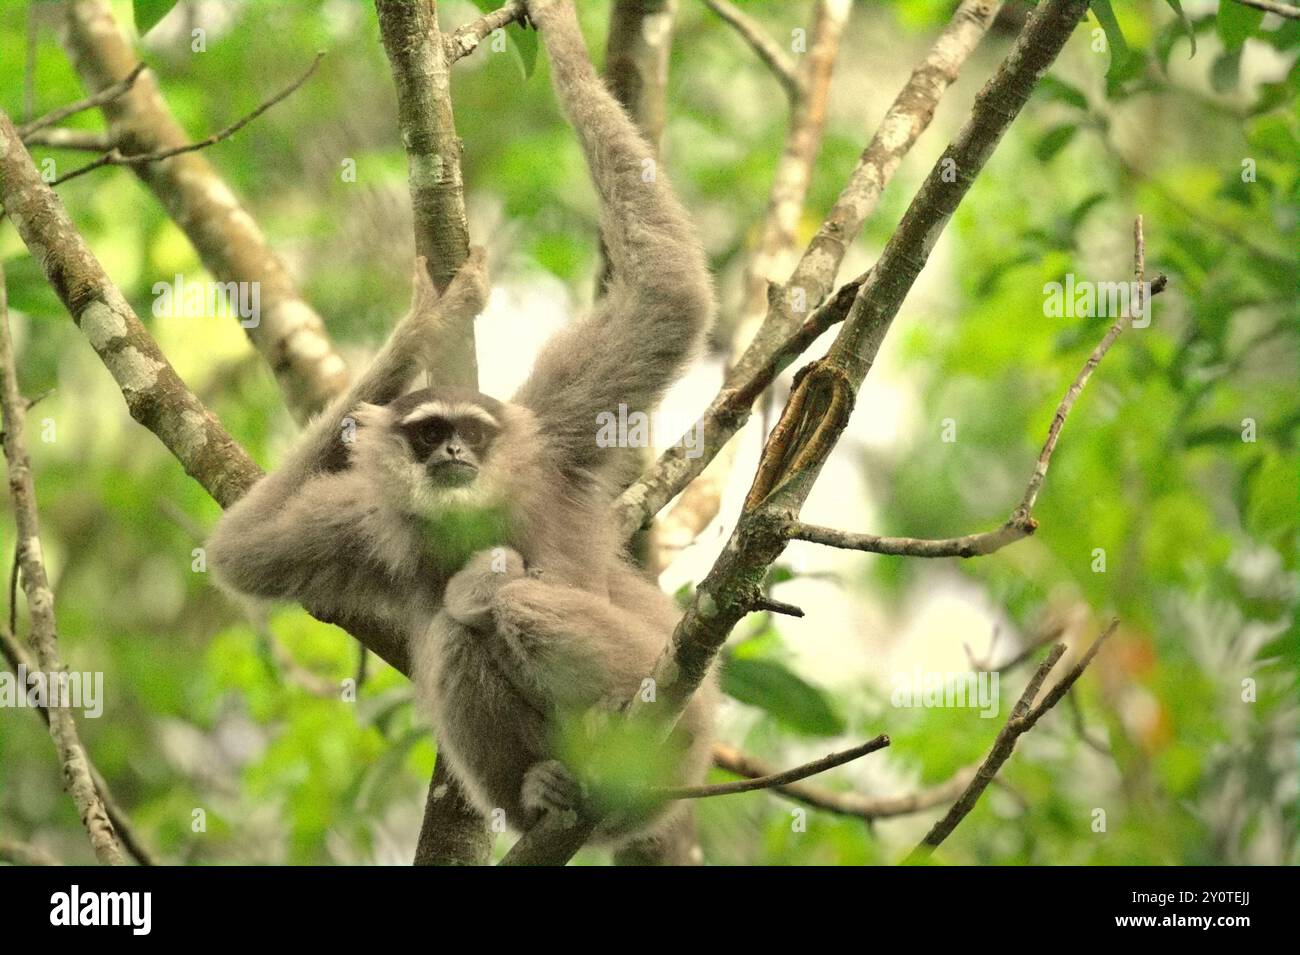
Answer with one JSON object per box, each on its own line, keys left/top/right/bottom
{"left": 389, "top": 390, "right": 504, "bottom": 490}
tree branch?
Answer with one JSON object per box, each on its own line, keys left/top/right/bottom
{"left": 375, "top": 0, "right": 478, "bottom": 389}
{"left": 57, "top": 0, "right": 348, "bottom": 421}
{"left": 0, "top": 625, "right": 156, "bottom": 866}
{"left": 0, "top": 110, "right": 411, "bottom": 675}
{"left": 0, "top": 836, "right": 62, "bottom": 866}
{"left": 373, "top": 0, "right": 489, "bottom": 863}
{"left": 711, "top": 744, "right": 979, "bottom": 820}
{"left": 663, "top": 734, "right": 889, "bottom": 799}
{"left": 702, "top": 0, "right": 801, "bottom": 99}
{"left": 19, "top": 127, "right": 114, "bottom": 151}
{"left": 15, "top": 62, "right": 144, "bottom": 139}
{"left": 0, "top": 262, "right": 124, "bottom": 866}
{"left": 50, "top": 53, "right": 325, "bottom": 187}
{"left": 905, "top": 620, "right": 1118, "bottom": 862}
{"left": 445, "top": 1, "right": 529, "bottom": 63}
{"left": 1228, "top": 0, "right": 1300, "bottom": 20}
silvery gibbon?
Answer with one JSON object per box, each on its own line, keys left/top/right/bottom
{"left": 208, "top": 0, "right": 717, "bottom": 850}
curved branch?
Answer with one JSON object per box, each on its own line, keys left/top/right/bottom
{"left": 711, "top": 744, "right": 979, "bottom": 820}
{"left": 905, "top": 620, "right": 1118, "bottom": 862}
{"left": 702, "top": 0, "right": 801, "bottom": 99}
{"left": 663, "top": 735, "right": 889, "bottom": 799}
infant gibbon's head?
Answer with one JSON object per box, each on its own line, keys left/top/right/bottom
{"left": 351, "top": 387, "right": 519, "bottom": 516}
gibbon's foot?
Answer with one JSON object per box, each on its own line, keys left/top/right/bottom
{"left": 521, "top": 759, "right": 585, "bottom": 826}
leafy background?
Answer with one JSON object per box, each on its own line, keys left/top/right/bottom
{"left": 0, "top": 0, "right": 1295, "bottom": 865}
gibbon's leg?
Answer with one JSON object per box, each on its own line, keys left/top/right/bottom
{"left": 514, "top": 0, "right": 714, "bottom": 478}
{"left": 208, "top": 251, "right": 489, "bottom": 598}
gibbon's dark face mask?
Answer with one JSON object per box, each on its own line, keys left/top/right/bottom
{"left": 400, "top": 412, "right": 498, "bottom": 488}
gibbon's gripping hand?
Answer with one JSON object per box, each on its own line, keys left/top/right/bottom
{"left": 398, "top": 248, "right": 490, "bottom": 372}
{"left": 442, "top": 546, "right": 527, "bottom": 630}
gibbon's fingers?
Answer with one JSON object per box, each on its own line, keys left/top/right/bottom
{"left": 410, "top": 255, "right": 440, "bottom": 311}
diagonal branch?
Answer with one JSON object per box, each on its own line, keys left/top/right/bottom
{"left": 57, "top": 0, "right": 348, "bottom": 421}
{"left": 905, "top": 620, "right": 1118, "bottom": 862}
{"left": 445, "top": 1, "right": 529, "bottom": 63}
{"left": 0, "top": 262, "right": 124, "bottom": 866}
{"left": 662, "top": 734, "right": 889, "bottom": 799}
{"left": 711, "top": 744, "right": 979, "bottom": 821}
{"left": 50, "top": 53, "right": 325, "bottom": 187}
{"left": 0, "top": 625, "right": 156, "bottom": 865}
{"left": 0, "top": 110, "right": 411, "bottom": 673}
{"left": 702, "top": 0, "right": 801, "bottom": 99}
{"left": 15, "top": 62, "right": 144, "bottom": 138}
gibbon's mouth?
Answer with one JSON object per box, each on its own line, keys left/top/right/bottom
{"left": 427, "top": 459, "right": 479, "bottom": 487}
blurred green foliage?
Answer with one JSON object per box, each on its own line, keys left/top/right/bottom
{"left": 0, "top": 0, "right": 1294, "bottom": 866}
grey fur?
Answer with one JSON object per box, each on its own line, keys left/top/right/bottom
{"left": 208, "top": 0, "right": 716, "bottom": 847}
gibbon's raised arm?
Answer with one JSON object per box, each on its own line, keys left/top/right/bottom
{"left": 512, "top": 0, "right": 714, "bottom": 481}
{"left": 208, "top": 254, "right": 490, "bottom": 601}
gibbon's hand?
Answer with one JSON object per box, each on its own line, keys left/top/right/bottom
{"left": 403, "top": 249, "right": 490, "bottom": 370}
{"left": 443, "top": 546, "right": 527, "bottom": 630}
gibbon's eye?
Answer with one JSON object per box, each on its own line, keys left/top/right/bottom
{"left": 402, "top": 416, "right": 452, "bottom": 459}
{"left": 455, "top": 418, "right": 493, "bottom": 450}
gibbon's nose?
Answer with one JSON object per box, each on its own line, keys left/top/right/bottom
{"left": 444, "top": 441, "right": 464, "bottom": 459}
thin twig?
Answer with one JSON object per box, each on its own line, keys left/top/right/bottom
{"left": 905, "top": 620, "right": 1119, "bottom": 862}
{"left": 1228, "top": 0, "right": 1300, "bottom": 19}
{"left": 51, "top": 54, "right": 324, "bottom": 187}
{"left": 702, "top": 0, "right": 800, "bottom": 99}
{"left": 20, "top": 127, "right": 114, "bottom": 151}
{"left": 712, "top": 744, "right": 979, "bottom": 820}
{"left": 662, "top": 735, "right": 890, "bottom": 799}
{"left": 16, "top": 62, "right": 145, "bottom": 138}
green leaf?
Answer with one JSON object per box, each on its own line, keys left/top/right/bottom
{"left": 720, "top": 657, "right": 845, "bottom": 737}
{"left": 1217, "top": 1, "right": 1265, "bottom": 50}
{"left": 133, "top": 0, "right": 178, "bottom": 36}
{"left": 1034, "top": 123, "right": 1079, "bottom": 162}
{"left": 471, "top": 0, "right": 538, "bottom": 78}
{"left": 1163, "top": 0, "right": 1197, "bottom": 57}
{"left": 1091, "top": 0, "right": 1131, "bottom": 72}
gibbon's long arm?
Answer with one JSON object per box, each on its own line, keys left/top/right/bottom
{"left": 208, "top": 254, "right": 489, "bottom": 601}
{"left": 513, "top": 0, "right": 714, "bottom": 481}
